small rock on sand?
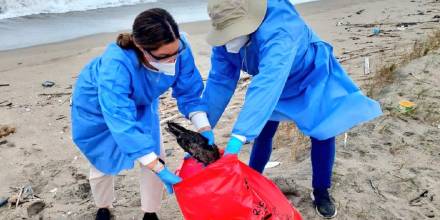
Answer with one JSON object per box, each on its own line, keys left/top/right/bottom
{"left": 41, "top": 81, "right": 55, "bottom": 88}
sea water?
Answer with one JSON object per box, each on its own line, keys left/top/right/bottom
{"left": 0, "top": 0, "right": 318, "bottom": 51}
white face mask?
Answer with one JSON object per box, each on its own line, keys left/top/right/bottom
{"left": 149, "top": 60, "right": 176, "bottom": 76}
{"left": 225, "top": 35, "right": 249, "bottom": 53}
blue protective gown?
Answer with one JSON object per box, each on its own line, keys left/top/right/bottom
{"left": 71, "top": 35, "right": 206, "bottom": 175}
{"left": 202, "top": 0, "right": 382, "bottom": 141}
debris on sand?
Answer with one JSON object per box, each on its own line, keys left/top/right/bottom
{"left": 8, "top": 184, "right": 37, "bottom": 208}
{"left": 356, "top": 9, "right": 365, "bottom": 15}
{"left": 55, "top": 115, "right": 67, "bottom": 120}
{"left": 409, "top": 190, "right": 429, "bottom": 206}
{"left": 0, "top": 100, "right": 12, "bottom": 107}
{"left": 0, "top": 125, "right": 16, "bottom": 138}
{"left": 42, "top": 81, "right": 55, "bottom": 88}
{"left": 38, "top": 92, "right": 71, "bottom": 97}
{"left": 265, "top": 161, "right": 281, "bottom": 169}
{"left": 166, "top": 122, "right": 220, "bottom": 166}
{"left": 364, "top": 57, "right": 371, "bottom": 75}
{"left": 27, "top": 200, "right": 46, "bottom": 217}
{"left": 399, "top": 100, "right": 416, "bottom": 114}
{"left": 0, "top": 197, "right": 8, "bottom": 207}
{"left": 7, "top": 195, "right": 20, "bottom": 207}
{"left": 371, "top": 27, "right": 381, "bottom": 36}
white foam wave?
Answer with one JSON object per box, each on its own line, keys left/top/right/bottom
{"left": 0, "top": 0, "right": 156, "bottom": 19}
{"left": 290, "top": 0, "right": 319, "bottom": 5}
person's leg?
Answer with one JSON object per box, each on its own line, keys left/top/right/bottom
{"left": 311, "top": 137, "right": 335, "bottom": 190}
{"left": 89, "top": 166, "right": 114, "bottom": 220}
{"left": 310, "top": 136, "right": 337, "bottom": 218}
{"left": 249, "top": 121, "right": 280, "bottom": 173}
{"left": 139, "top": 164, "right": 164, "bottom": 213}
{"left": 140, "top": 130, "right": 165, "bottom": 219}
{"left": 89, "top": 166, "right": 115, "bottom": 209}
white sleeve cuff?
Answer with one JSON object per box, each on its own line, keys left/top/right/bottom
{"left": 231, "top": 134, "right": 246, "bottom": 143}
{"left": 137, "top": 152, "right": 158, "bottom": 166}
{"left": 189, "top": 111, "right": 210, "bottom": 130}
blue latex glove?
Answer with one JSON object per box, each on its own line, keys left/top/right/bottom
{"left": 156, "top": 167, "right": 182, "bottom": 194}
{"left": 225, "top": 136, "right": 244, "bottom": 155}
{"left": 201, "top": 130, "right": 215, "bottom": 145}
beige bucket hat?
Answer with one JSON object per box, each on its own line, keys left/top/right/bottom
{"left": 206, "top": 0, "right": 267, "bottom": 46}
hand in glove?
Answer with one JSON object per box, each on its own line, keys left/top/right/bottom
{"left": 224, "top": 136, "right": 244, "bottom": 155}
{"left": 155, "top": 166, "right": 182, "bottom": 194}
{"left": 200, "top": 130, "right": 215, "bottom": 145}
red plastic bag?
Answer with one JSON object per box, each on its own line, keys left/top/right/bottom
{"left": 174, "top": 155, "right": 303, "bottom": 220}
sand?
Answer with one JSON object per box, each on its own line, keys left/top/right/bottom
{"left": 1, "top": 0, "right": 440, "bottom": 219}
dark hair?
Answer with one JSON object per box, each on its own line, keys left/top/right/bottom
{"left": 116, "top": 8, "right": 180, "bottom": 54}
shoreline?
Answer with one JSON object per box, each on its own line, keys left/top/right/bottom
{"left": 0, "top": 0, "right": 374, "bottom": 52}
{"left": 0, "top": 0, "right": 208, "bottom": 51}
{"left": 0, "top": 20, "right": 212, "bottom": 53}
{"left": 0, "top": 20, "right": 212, "bottom": 74}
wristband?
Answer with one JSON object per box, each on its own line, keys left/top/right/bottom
{"left": 151, "top": 159, "right": 165, "bottom": 173}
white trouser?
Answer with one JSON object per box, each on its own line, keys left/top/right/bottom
{"left": 89, "top": 163, "right": 164, "bottom": 213}
{"left": 89, "top": 139, "right": 165, "bottom": 213}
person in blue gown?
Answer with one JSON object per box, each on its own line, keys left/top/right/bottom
{"left": 203, "top": 0, "right": 382, "bottom": 218}
{"left": 71, "top": 8, "right": 214, "bottom": 220}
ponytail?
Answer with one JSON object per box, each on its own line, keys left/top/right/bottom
{"left": 116, "top": 33, "right": 135, "bottom": 49}
{"left": 117, "top": 32, "right": 145, "bottom": 64}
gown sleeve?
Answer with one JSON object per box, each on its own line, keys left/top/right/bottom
{"left": 231, "top": 27, "right": 300, "bottom": 141}
{"left": 172, "top": 39, "right": 208, "bottom": 118}
{"left": 202, "top": 46, "right": 241, "bottom": 128}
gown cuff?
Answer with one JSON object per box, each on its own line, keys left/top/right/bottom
{"left": 137, "top": 152, "right": 158, "bottom": 166}
{"left": 231, "top": 134, "right": 246, "bottom": 143}
{"left": 189, "top": 111, "right": 210, "bottom": 131}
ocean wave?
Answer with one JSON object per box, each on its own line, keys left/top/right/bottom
{"left": 0, "top": 0, "right": 156, "bottom": 19}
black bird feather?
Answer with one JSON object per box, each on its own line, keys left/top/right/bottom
{"left": 166, "top": 121, "right": 220, "bottom": 166}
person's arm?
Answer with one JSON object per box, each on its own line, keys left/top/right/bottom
{"left": 202, "top": 46, "right": 241, "bottom": 128}
{"left": 230, "top": 29, "right": 299, "bottom": 142}
{"left": 172, "top": 38, "right": 217, "bottom": 145}
{"left": 97, "top": 59, "right": 158, "bottom": 165}
{"left": 171, "top": 39, "right": 208, "bottom": 120}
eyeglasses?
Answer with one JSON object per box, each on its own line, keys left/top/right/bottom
{"left": 144, "top": 38, "right": 186, "bottom": 62}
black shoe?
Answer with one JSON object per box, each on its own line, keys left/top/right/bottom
{"left": 95, "top": 208, "right": 111, "bottom": 220}
{"left": 311, "top": 189, "right": 337, "bottom": 219}
{"left": 143, "top": 212, "right": 159, "bottom": 220}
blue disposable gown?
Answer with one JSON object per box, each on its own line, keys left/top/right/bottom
{"left": 202, "top": 0, "right": 382, "bottom": 141}
{"left": 71, "top": 36, "right": 206, "bottom": 175}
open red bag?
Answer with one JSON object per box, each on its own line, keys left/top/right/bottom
{"left": 174, "top": 155, "right": 303, "bottom": 220}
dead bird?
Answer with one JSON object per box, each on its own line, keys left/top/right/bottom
{"left": 166, "top": 122, "right": 220, "bottom": 166}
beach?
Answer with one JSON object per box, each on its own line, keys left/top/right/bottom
{"left": 1, "top": 0, "right": 440, "bottom": 219}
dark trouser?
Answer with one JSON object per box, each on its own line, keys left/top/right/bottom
{"left": 249, "top": 121, "right": 336, "bottom": 190}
